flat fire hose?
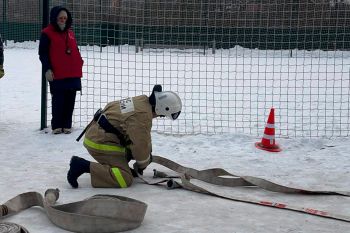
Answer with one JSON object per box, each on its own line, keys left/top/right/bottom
{"left": 138, "top": 155, "right": 350, "bottom": 223}
{"left": 0, "top": 189, "right": 147, "bottom": 233}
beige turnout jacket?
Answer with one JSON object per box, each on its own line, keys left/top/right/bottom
{"left": 84, "top": 95, "right": 153, "bottom": 169}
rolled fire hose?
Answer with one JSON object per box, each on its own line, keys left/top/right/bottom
{"left": 0, "top": 189, "right": 147, "bottom": 233}
{"left": 138, "top": 155, "right": 350, "bottom": 223}
{"left": 0, "top": 222, "right": 28, "bottom": 233}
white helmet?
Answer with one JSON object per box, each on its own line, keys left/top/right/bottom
{"left": 154, "top": 91, "right": 182, "bottom": 120}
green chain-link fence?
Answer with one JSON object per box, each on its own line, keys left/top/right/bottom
{"left": 2, "top": 0, "right": 350, "bottom": 137}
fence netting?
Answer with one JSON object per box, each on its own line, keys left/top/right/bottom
{"left": 1, "top": 0, "right": 350, "bottom": 137}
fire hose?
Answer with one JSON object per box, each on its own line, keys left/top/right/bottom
{"left": 1, "top": 155, "right": 349, "bottom": 233}
{"left": 0, "top": 222, "right": 28, "bottom": 233}
{"left": 139, "top": 155, "right": 350, "bottom": 223}
{"left": 0, "top": 189, "right": 147, "bottom": 233}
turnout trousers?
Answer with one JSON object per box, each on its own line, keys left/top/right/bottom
{"left": 87, "top": 149, "right": 134, "bottom": 188}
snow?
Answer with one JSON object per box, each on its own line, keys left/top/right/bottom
{"left": 0, "top": 42, "right": 350, "bottom": 233}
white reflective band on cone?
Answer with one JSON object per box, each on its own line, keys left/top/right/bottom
{"left": 263, "top": 134, "right": 275, "bottom": 140}
{"left": 265, "top": 123, "right": 275, "bottom": 128}
{"left": 263, "top": 134, "right": 275, "bottom": 144}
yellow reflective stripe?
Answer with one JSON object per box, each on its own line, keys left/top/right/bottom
{"left": 84, "top": 137, "right": 125, "bottom": 153}
{"left": 111, "top": 168, "right": 127, "bottom": 188}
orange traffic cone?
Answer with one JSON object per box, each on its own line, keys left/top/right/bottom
{"left": 255, "top": 108, "right": 281, "bottom": 152}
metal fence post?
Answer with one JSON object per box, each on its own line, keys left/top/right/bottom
{"left": 2, "top": 0, "right": 7, "bottom": 42}
{"left": 40, "top": 0, "right": 49, "bottom": 130}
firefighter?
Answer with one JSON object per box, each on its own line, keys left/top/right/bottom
{"left": 67, "top": 85, "right": 182, "bottom": 188}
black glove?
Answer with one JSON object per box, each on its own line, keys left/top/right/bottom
{"left": 133, "top": 162, "right": 145, "bottom": 176}
{"left": 130, "top": 168, "right": 138, "bottom": 177}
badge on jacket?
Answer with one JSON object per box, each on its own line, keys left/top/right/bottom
{"left": 120, "top": 97, "right": 135, "bottom": 113}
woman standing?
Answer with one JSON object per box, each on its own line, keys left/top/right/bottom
{"left": 39, "top": 6, "right": 83, "bottom": 134}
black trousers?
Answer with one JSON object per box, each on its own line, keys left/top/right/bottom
{"left": 51, "top": 89, "right": 77, "bottom": 130}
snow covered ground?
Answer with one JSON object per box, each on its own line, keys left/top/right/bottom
{"left": 0, "top": 44, "right": 350, "bottom": 232}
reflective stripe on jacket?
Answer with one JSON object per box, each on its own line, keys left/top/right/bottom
{"left": 84, "top": 137, "right": 126, "bottom": 153}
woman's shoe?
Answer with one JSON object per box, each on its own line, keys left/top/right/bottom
{"left": 52, "top": 128, "right": 63, "bottom": 134}
{"left": 63, "top": 128, "right": 72, "bottom": 134}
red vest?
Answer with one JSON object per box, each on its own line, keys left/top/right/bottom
{"left": 42, "top": 24, "right": 83, "bottom": 79}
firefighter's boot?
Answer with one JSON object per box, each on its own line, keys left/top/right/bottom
{"left": 67, "top": 156, "right": 90, "bottom": 188}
